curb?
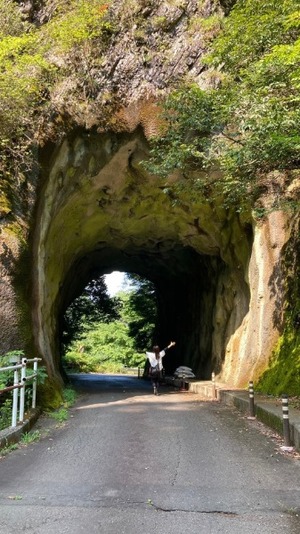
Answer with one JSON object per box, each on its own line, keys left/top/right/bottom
{"left": 218, "top": 389, "right": 300, "bottom": 452}
{"left": 166, "top": 377, "right": 300, "bottom": 452}
{"left": 0, "top": 408, "right": 41, "bottom": 449}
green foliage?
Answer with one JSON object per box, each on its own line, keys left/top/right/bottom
{"left": 49, "top": 407, "right": 69, "bottom": 423}
{"left": 63, "top": 275, "right": 157, "bottom": 373}
{"left": 62, "top": 275, "right": 120, "bottom": 351}
{"left": 207, "top": 0, "right": 299, "bottom": 71}
{"left": 146, "top": 0, "right": 300, "bottom": 213}
{"left": 122, "top": 275, "right": 158, "bottom": 352}
{"left": 63, "top": 319, "right": 144, "bottom": 372}
{"left": 62, "top": 387, "right": 77, "bottom": 407}
{"left": 42, "top": 387, "right": 76, "bottom": 426}
{"left": 0, "top": 398, "right": 12, "bottom": 430}
{"left": 0, "top": 350, "right": 24, "bottom": 389}
{"left": 35, "top": 366, "right": 48, "bottom": 385}
{"left": 0, "top": 443, "right": 18, "bottom": 457}
{"left": 0, "top": 0, "right": 111, "bottom": 207}
{"left": 0, "top": 0, "right": 31, "bottom": 38}
{"left": 20, "top": 430, "right": 41, "bottom": 445}
{"left": 43, "top": 0, "right": 112, "bottom": 52}
{"left": 256, "top": 327, "right": 300, "bottom": 396}
{"left": 145, "top": 86, "right": 216, "bottom": 177}
{"left": 0, "top": 351, "right": 48, "bottom": 430}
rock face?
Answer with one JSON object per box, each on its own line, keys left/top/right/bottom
{"left": 0, "top": 233, "right": 23, "bottom": 353}
{"left": 0, "top": 0, "right": 296, "bottom": 395}
{"left": 29, "top": 128, "right": 290, "bottom": 387}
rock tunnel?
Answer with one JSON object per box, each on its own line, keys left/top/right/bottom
{"left": 31, "top": 126, "right": 287, "bottom": 390}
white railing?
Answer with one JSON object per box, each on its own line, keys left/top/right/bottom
{"left": 0, "top": 357, "right": 42, "bottom": 429}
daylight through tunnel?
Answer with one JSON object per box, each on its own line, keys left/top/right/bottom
{"left": 32, "top": 128, "right": 254, "bottom": 389}
{"left": 59, "top": 246, "right": 225, "bottom": 378}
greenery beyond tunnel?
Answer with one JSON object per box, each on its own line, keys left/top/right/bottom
{"left": 57, "top": 236, "right": 231, "bottom": 381}
{"left": 61, "top": 274, "right": 158, "bottom": 374}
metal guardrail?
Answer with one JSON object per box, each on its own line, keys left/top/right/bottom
{"left": 121, "top": 366, "right": 144, "bottom": 377}
{"left": 0, "top": 357, "right": 42, "bottom": 429}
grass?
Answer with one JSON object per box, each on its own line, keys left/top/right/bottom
{"left": 0, "top": 443, "right": 19, "bottom": 457}
{"left": 0, "top": 430, "right": 41, "bottom": 458}
{"left": 0, "top": 386, "right": 77, "bottom": 458}
{"left": 0, "top": 386, "right": 77, "bottom": 460}
{"left": 46, "top": 386, "right": 77, "bottom": 424}
{"left": 47, "top": 386, "right": 77, "bottom": 423}
{"left": 48, "top": 407, "right": 69, "bottom": 423}
{"left": 63, "top": 387, "right": 77, "bottom": 407}
{"left": 20, "top": 430, "right": 41, "bottom": 445}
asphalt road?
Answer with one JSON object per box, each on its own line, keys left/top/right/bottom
{"left": 0, "top": 374, "right": 300, "bottom": 534}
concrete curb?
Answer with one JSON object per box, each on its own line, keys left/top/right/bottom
{"left": 218, "top": 388, "right": 300, "bottom": 452}
{"left": 166, "top": 378, "right": 300, "bottom": 452}
{"left": 0, "top": 408, "right": 41, "bottom": 449}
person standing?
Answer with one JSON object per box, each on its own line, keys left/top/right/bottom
{"left": 146, "top": 341, "right": 176, "bottom": 395}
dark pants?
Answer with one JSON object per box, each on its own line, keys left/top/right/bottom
{"left": 151, "top": 371, "right": 161, "bottom": 389}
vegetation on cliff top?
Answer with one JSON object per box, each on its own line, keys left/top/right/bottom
{"left": 0, "top": 0, "right": 112, "bottom": 217}
{"left": 1, "top": 0, "right": 299, "bottom": 216}
{"left": 146, "top": 0, "right": 300, "bottom": 213}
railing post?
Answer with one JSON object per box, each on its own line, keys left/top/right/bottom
{"left": 12, "top": 366, "right": 19, "bottom": 428}
{"left": 282, "top": 395, "right": 291, "bottom": 447}
{"left": 32, "top": 359, "right": 38, "bottom": 409}
{"left": 248, "top": 380, "right": 255, "bottom": 418}
{"left": 19, "top": 358, "right": 27, "bottom": 423}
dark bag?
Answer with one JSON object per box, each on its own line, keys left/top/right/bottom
{"left": 149, "top": 364, "right": 160, "bottom": 377}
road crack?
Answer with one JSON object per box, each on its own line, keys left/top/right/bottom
{"left": 150, "top": 504, "right": 238, "bottom": 516}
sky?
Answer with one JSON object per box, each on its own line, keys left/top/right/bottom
{"left": 104, "top": 271, "right": 127, "bottom": 296}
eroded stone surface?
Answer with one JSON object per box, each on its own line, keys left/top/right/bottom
{"left": 27, "top": 129, "right": 289, "bottom": 387}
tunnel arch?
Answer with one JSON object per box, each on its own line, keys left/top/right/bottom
{"left": 58, "top": 246, "right": 226, "bottom": 378}
{"left": 32, "top": 127, "right": 256, "bottom": 388}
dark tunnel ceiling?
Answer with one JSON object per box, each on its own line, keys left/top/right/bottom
{"left": 60, "top": 244, "right": 223, "bottom": 313}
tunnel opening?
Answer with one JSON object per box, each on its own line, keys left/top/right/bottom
{"left": 57, "top": 244, "right": 229, "bottom": 381}
{"left": 34, "top": 129, "right": 253, "bottom": 391}
{"left": 60, "top": 271, "right": 159, "bottom": 377}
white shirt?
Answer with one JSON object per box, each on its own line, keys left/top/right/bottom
{"left": 146, "top": 350, "right": 165, "bottom": 371}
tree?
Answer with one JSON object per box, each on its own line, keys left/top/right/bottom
{"left": 62, "top": 275, "right": 120, "bottom": 352}
{"left": 62, "top": 274, "right": 158, "bottom": 373}
{"left": 120, "top": 275, "right": 158, "bottom": 352}
{"left": 64, "top": 319, "right": 144, "bottom": 373}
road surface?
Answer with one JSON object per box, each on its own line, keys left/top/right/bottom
{"left": 0, "top": 374, "right": 299, "bottom": 533}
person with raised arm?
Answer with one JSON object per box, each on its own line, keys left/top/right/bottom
{"left": 146, "top": 341, "right": 176, "bottom": 395}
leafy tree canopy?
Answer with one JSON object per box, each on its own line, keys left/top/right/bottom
{"left": 120, "top": 275, "right": 158, "bottom": 352}
{"left": 63, "top": 274, "right": 157, "bottom": 373}
{"left": 62, "top": 275, "right": 120, "bottom": 351}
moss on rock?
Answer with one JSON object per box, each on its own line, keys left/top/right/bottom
{"left": 256, "top": 327, "right": 300, "bottom": 396}
{"left": 38, "top": 378, "right": 64, "bottom": 411}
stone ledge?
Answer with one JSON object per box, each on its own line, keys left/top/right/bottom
{"left": 218, "top": 389, "right": 300, "bottom": 451}
{"left": 0, "top": 408, "right": 41, "bottom": 449}
{"left": 166, "top": 378, "right": 300, "bottom": 452}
